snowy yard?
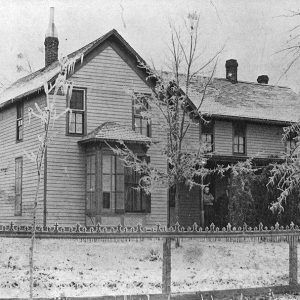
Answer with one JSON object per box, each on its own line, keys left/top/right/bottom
{"left": 0, "top": 237, "right": 295, "bottom": 298}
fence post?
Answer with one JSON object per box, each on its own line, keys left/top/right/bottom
{"left": 162, "top": 237, "right": 171, "bottom": 294}
{"left": 289, "top": 235, "right": 298, "bottom": 286}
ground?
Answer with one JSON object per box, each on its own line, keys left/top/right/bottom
{"left": 0, "top": 237, "right": 298, "bottom": 299}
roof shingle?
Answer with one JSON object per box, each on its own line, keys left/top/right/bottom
{"left": 79, "top": 122, "right": 151, "bottom": 144}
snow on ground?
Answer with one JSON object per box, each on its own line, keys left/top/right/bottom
{"left": 0, "top": 237, "right": 293, "bottom": 298}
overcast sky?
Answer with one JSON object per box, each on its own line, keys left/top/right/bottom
{"left": 0, "top": 0, "right": 300, "bottom": 91}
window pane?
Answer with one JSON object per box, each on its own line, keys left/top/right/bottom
{"left": 234, "top": 145, "right": 238, "bottom": 153}
{"left": 70, "top": 90, "right": 84, "bottom": 110}
{"left": 103, "top": 174, "right": 111, "bottom": 191}
{"left": 90, "top": 155, "right": 95, "bottom": 174}
{"left": 116, "top": 174, "right": 124, "bottom": 192}
{"left": 69, "top": 113, "right": 76, "bottom": 133}
{"left": 103, "top": 155, "right": 111, "bottom": 174}
{"left": 239, "top": 136, "right": 244, "bottom": 146}
{"left": 234, "top": 136, "right": 239, "bottom": 145}
{"left": 75, "top": 113, "right": 83, "bottom": 134}
{"left": 115, "top": 192, "right": 124, "bottom": 211}
{"left": 116, "top": 157, "right": 124, "bottom": 174}
{"left": 103, "top": 192, "right": 110, "bottom": 209}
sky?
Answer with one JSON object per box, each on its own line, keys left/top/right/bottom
{"left": 0, "top": 0, "right": 300, "bottom": 91}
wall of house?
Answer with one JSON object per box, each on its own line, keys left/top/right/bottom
{"left": 46, "top": 41, "right": 168, "bottom": 227}
{"left": 0, "top": 94, "right": 45, "bottom": 225}
{"left": 247, "top": 123, "right": 284, "bottom": 157}
{"left": 213, "top": 119, "right": 285, "bottom": 157}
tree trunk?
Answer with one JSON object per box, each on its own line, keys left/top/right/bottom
{"left": 174, "top": 182, "right": 181, "bottom": 248}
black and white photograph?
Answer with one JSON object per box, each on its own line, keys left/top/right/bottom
{"left": 0, "top": 1, "right": 300, "bottom": 299}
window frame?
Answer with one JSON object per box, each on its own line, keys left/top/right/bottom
{"left": 15, "top": 157, "right": 23, "bottom": 216}
{"left": 232, "top": 122, "right": 247, "bottom": 155}
{"left": 86, "top": 154, "right": 96, "bottom": 216}
{"left": 16, "top": 102, "right": 24, "bottom": 142}
{"left": 132, "top": 93, "right": 151, "bottom": 138}
{"left": 101, "top": 153, "right": 124, "bottom": 214}
{"left": 200, "top": 120, "right": 214, "bottom": 153}
{"left": 66, "top": 87, "right": 87, "bottom": 136}
{"left": 285, "top": 132, "right": 297, "bottom": 155}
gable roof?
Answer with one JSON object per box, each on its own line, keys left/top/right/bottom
{"left": 79, "top": 122, "right": 151, "bottom": 144}
{"left": 172, "top": 74, "right": 300, "bottom": 124}
{"left": 1, "top": 28, "right": 299, "bottom": 125}
{"left": 0, "top": 29, "right": 148, "bottom": 109}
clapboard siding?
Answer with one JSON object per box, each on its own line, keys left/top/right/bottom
{"left": 0, "top": 94, "right": 46, "bottom": 225}
{"left": 247, "top": 123, "right": 284, "bottom": 157}
{"left": 46, "top": 43, "right": 167, "bottom": 227}
{"left": 214, "top": 120, "right": 233, "bottom": 155}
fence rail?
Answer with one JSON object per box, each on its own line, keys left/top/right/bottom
{"left": 0, "top": 221, "right": 299, "bottom": 297}
{"left": 1, "top": 221, "right": 300, "bottom": 240}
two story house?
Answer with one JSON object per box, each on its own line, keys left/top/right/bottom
{"left": 0, "top": 8, "right": 299, "bottom": 228}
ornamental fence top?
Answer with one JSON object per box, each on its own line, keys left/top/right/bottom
{"left": 0, "top": 221, "right": 300, "bottom": 242}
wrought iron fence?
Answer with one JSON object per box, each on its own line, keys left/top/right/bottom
{"left": 0, "top": 221, "right": 299, "bottom": 297}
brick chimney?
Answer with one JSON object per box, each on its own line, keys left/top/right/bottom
{"left": 257, "top": 75, "right": 269, "bottom": 84}
{"left": 225, "top": 59, "right": 238, "bottom": 83}
{"left": 44, "top": 7, "right": 59, "bottom": 67}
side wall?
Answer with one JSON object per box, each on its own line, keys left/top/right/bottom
{"left": 0, "top": 94, "right": 45, "bottom": 225}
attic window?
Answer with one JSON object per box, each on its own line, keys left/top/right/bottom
{"left": 67, "top": 88, "right": 85, "bottom": 135}
{"left": 16, "top": 102, "right": 23, "bottom": 142}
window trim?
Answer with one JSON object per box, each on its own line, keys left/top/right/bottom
{"left": 66, "top": 87, "right": 87, "bottom": 136}
{"left": 16, "top": 102, "right": 24, "bottom": 142}
{"left": 15, "top": 157, "right": 23, "bottom": 216}
{"left": 232, "top": 122, "right": 247, "bottom": 155}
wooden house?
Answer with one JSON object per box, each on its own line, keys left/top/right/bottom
{"left": 0, "top": 8, "right": 299, "bottom": 228}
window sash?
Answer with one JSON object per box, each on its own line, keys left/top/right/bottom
{"left": 16, "top": 103, "right": 23, "bottom": 141}
{"left": 201, "top": 133, "right": 213, "bottom": 152}
{"left": 68, "top": 88, "right": 85, "bottom": 135}
{"left": 68, "top": 111, "right": 84, "bottom": 134}
{"left": 101, "top": 155, "right": 124, "bottom": 213}
{"left": 233, "top": 123, "right": 246, "bottom": 154}
{"left": 86, "top": 155, "right": 96, "bottom": 213}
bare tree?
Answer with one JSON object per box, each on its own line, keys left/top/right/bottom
{"left": 24, "top": 55, "right": 82, "bottom": 299}
{"left": 111, "top": 12, "right": 224, "bottom": 228}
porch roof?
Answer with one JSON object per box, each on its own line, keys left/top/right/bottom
{"left": 79, "top": 122, "right": 151, "bottom": 144}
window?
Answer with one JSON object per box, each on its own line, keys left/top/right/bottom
{"left": 102, "top": 154, "right": 124, "bottom": 213}
{"left": 125, "top": 156, "right": 151, "bottom": 213}
{"left": 15, "top": 157, "right": 23, "bottom": 216}
{"left": 86, "top": 155, "right": 96, "bottom": 215}
{"left": 286, "top": 132, "right": 297, "bottom": 155}
{"left": 201, "top": 121, "right": 214, "bottom": 153}
{"left": 67, "top": 88, "right": 85, "bottom": 135}
{"left": 133, "top": 94, "right": 151, "bottom": 137}
{"left": 233, "top": 123, "right": 246, "bottom": 154}
{"left": 16, "top": 103, "right": 23, "bottom": 141}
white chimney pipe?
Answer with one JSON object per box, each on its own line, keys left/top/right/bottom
{"left": 45, "top": 7, "right": 58, "bottom": 38}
